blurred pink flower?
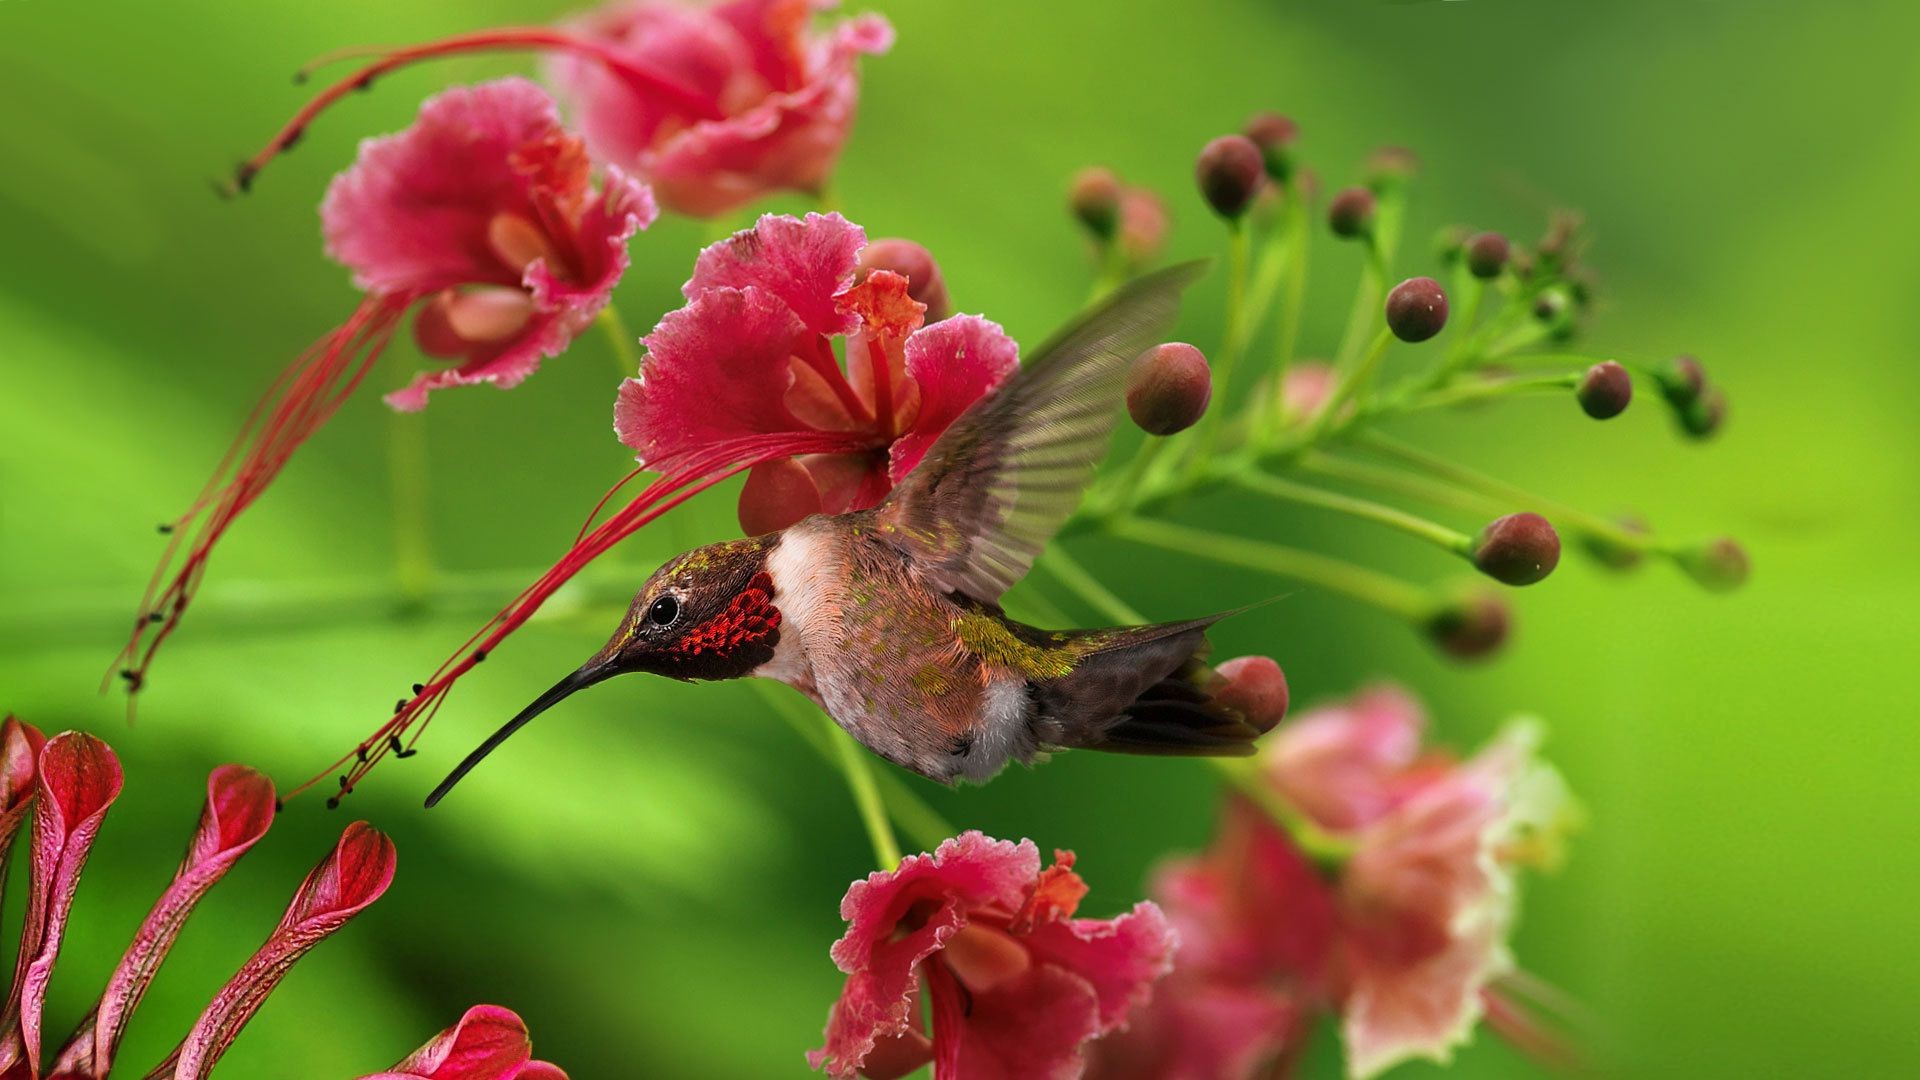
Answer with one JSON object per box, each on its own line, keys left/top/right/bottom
{"left": 550, "top": 0, "right": 892, "bottom": 216}
{"left": 616, "top": 211, "right": 1017, "bottom": 534}
{"left": 120, "top": 78, "right": 654, "bottom": 696}
{"left": 810, "top": 832, "right": 1174, "bottom": 1080}
{"left": 1096, "top": 687, "right": 1575, "bottom": 1080}
{"left": 0, "top": 715, "right": 551, "bottom": 1080}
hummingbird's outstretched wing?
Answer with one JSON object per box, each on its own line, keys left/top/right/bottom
{"left": 874, "top": 261, "right": 1205, "bottom": 603}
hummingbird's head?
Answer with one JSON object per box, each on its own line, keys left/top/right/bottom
{"left": 425, "top": 535, "right": 782, "bottom": 807}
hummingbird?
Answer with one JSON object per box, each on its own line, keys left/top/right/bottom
{"left": 425, "top": 262, "right": 1275, "bottom": 807}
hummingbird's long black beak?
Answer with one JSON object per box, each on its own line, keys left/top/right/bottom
{"left": 424, "top": 658, "right": 618, "bottom": 808}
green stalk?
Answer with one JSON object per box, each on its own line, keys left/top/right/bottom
{"left": 1112, "top": 517, "right": 1435, "bottom": 620}
{"left": 1208, "top": 758, "right": 1356, "bottom": 863}
{"left": 1231, "top": 471, "right": 1471, "bottom": 554}
{"left": 386, "top": 403, "right": 434, "bottom": 606}
{"left": 1042, "top": 547, "right": 1145, "bottom": 625}
{"left": 1192, "top": 220, "right": 1255, "bottom": 467}
{"left": 1403, "top": 372, "right": 1579, "bottom": 413}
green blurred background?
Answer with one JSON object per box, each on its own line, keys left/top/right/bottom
{"left": 1, "top": 0, "right": 1914, "bottom": 1075}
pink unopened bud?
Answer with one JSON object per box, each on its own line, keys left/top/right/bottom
{"left": 1385, "top": 277, "right": 1449, "bottom": 342}
{"left": 1363, "top": 146, "right": 1419, "bottom": 190}
{"left": 1243, "top": 112, "right": 1300, "bottom": 181}
{"left": 1577, "top": 361, "right": 1633, "bottom": 419}
{"left": 857, "top": 239, "right": 950, "bottom": 323}
{"left": 1212, "top": 656, "right": 1289, "bottom": 733}
{"left": 1678, "top": 536, "right": 1749, "bottom": 592}
{"left": 1328, "top": 186, "right": 1376, "bottom": 239}
{"left": 1195, "top": 135, "right": 1266, "bottom": 219}
{"left": 1069, "top": 167, "right": 1123, "bottom": 239}
{"left": 1279, "top": 360, "right": 1337, "bottom": 424}
{"left": 1472, "top": 513, "right": 1562, "bottom": 586}
{"left": 1126, "top": 343, "right": 1212, "bottom": 436}
{"left": 1116, "top": 187, "right": 1170, "bottom": 268}
{"left": 1466, "top": 231, "right": 1510, "bottom": 279}
{"left": 1425, "top": 590, "right": 1511, "bottom": 660}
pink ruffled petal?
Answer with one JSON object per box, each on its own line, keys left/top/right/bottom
{"left": 322, "top": 79, "right": 568, "bottom": 295}
{"left": 1084, "top": 976, "right": 1301, "bottom": 1080}
{"left": 385, "top": 169, "right": 656, "bottom": 412}
{"left": 888, "top": 314, "right": 1019, "bottom": 481}
{"left": 1266, "top": 684, "right": 1428, "bottom": 833}
{"left": 811, "top": 833, "right": 1040, "bottom": 1079}
{"left": 926, "top": 959, "right": 1104, "bottom": 1080}
{"left": 166, "top": 821, "right": 396, "bottom": 1080}
{"left": 366, "top": 1004, "right": 535, "bottom": 1080}
{"left": 51, "top": 765, "right": 275, "bottom": 1078}
{"left": 0, "top": 733, "right": 123, "bottom": 1078}
{"left": 687, "top": 212, "right": 865, "bottom": 336}
{"left": 1020, "top": 901, "right": 1176, "bottom": 1033}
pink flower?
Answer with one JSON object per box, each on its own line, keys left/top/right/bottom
{"left": 811, "top": 832, "right": 1174, "bottom": 1080}
{"left": 358, "top": 1005, "right": 566, "bottom": 1080}
{"left": 119, "top": 78, "right": 654, "bottom": 698}
{"left": 550, "top": 0, "right": 893, "bottom": 216}
{"left": 1099, "top": 688, "right": 1574, "bottom": 1080}
{"left": 234, "top": 3, "right": 888, "bottom": 219}
{"left": 618, "top": 211, "right": 1016, "bottom": 534}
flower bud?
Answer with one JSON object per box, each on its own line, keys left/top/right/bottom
{"left": 1576, "top": 361, "right": 1633, "bottom": 419}
{"left": 1363, "top": 146, "right": 1419, "bottom": 191}
{"left": 1424, "top": 590, "right": 1510, "bottom": 660}
{"left": 1068, "top": 167, "right": 1123, "bottom": 239}
{"left": 1654, "top": 355, "right": 1707, "bottom": 407}
{"left": 1678, "top": 387, "right": 1727, "bottom": 439}
{"left": 1126, "top": 343, "right": 1212, "bottom": 435}
{"left": 1677, "top": 536, "right": 1749, "bottom": 592}
{"left": 1465, "top": 231, "right": 1510, "bottom": 279}
{"left": 1580, "top": 515, "right": 1647, "bottom": 571}
{"left": 857, "top": 238, "right": 950, "bottom": 323}
{"left": 1116, "top": 187, "right": 1170, "bottom": 268}
{"left": 1385, "top": 277, "right": 1449, "bottom": 343}
{"left": 1195, "top": 135, "right": 1266, "bottom": 219}
{"left": 1434, "top": 225, "right": 1473, "bottom": 266}
{"left": 1327, "top": 186, "right": 1376, "bottom": 239}
{"left": 1212, "top": 656, "right": 1289, "bottom": 733}
{"left": 1532, "top": 290, "right": 1569, "bottom": 323}
{"left": 1278, "top": 360, "right": 1336, "bottom": 424}
{"left": 1472, "top": 512, "right": 1561, "bottom": 586}
{"left": 1243, "top": 112, "right": 1300, "bottom": 181}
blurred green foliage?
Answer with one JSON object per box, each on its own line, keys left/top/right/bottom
{"left": 1, "top": 0, "right": 1915, "bottom": 1076}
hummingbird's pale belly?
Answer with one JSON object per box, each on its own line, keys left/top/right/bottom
{"left": 752, "top": 516, "right": 1038, "bottom": 783}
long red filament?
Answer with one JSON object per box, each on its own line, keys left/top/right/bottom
{"left": 110, "top": 294, "right": 412, "bottom": 709}
{"left": 228, "top": 29, "right": 726, "bottom": 197}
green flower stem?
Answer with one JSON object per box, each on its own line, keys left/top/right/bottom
{"left": 1402, "top": 372, "right": 1580, "bottom": 413}
{"left": 1332, "top": 237, "right": 1388, "bottom": 370}
{"left": 1042, "top": 547, "right": 1145, "bottom": 625}
{"left": 1231, "top": 470, "right": 1472, "bottom": 554}
{"left": 1273, "top": 192, "right": 1311, "bottom": 375}
{"left": 1089, "top": 238, "right": 1131, "bottom": 302}
{"left": 1193, "top": 220, "right": 1255, "bottom": 467}
{"left": 597, "top": 305, "right": 644, "bottom": 379}
{"left": 753, "top": 681, "right": 930, "bottom": 866}
{"left": 1207, "top": 757, "right": 1356, "bottom": 863}
{"left": 1362, "top": 431, "right": 1664, "bottom": 554}
{"left": 1298, "top": 453, "right": 1506, "bottom": 515}
{"left": 1112, "top": 516, "right": 1435, "bottom": 621}
{"left": 1307, "top": 326, "right": 1394, "bottom": 443}
{"left": 1491, "top": 350, "right": 1653, "bottom": 378}
{"left": 386, "top": 404, "right": 435, "bottom": 605}
{"left": 832, "top": 717, "right": 903, "bottom": 869}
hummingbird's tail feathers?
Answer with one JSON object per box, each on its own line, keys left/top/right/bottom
{"left": 1029, "top": 617, "right": 1271, "bottom": 758}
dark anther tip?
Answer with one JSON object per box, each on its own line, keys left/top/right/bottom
{"left": 356, "top": 746, "right": 369, "bottom": 763}
{"left": 472, "top": 650, "right": 488, "bottom": 663}
{"left": 411, "top": 682, "right": 425, "bottom": 694}
{"left": 147, "top": 612, "right": 164, "bottom": 624}
{"left": 325, "top": 796, "right": 340, "bottom": 810}
{"left": 156, "top": 523, "right": 174, "bottom": 534}
{"left": 394, "top": 699, "right": 407, "bottom": 713}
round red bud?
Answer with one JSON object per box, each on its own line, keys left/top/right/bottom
{"left": 1212, "top": 656, "right": 1290, "bottom": 733}
{"left": 1577, "top": 361, "right": 1633, "bottom": 419}
{"left": 1069, "top": 167, "right": 1123, "bottom": 239}
{"left": 1243, "top": 112, "right": 1301, "bottom": 180}
{"left": 1364, "top": 145, "right": 1419, "bottom": 190}
{"left": 1472, "top": 512, "right": 1562, "bottom": 586}
{"left": 1655, "top": 354, "right": 1708, "bottom": 408}
{"left": 1116, "top": 187, "right": 1170, "bottom": 267}
{"left": 1196, "top": 135, "right": 1266, "bottom": 219}
{"left": 1465, "top": 232, "right": 1510, "bottom": 279}
{"left": 1678, "top": 536, "right": 1749, "bottom": 592}
{"left": 1126, "top": 343, "right": 1213, "bottom": 436}
{"left": 1328, "top": 186, "right": 1376, "bottom": 239}
{"left": 1385, "top": 277, "right": 1449, "bottom": 342}
{"left": 856, "top": 239, "right": 950, "bottom": 323}
{"left": 1425, "top": 590, "right": 1511, "bottom": 660}
{"left": 1678, "top": 387, "right": 1727, "bottom": 439}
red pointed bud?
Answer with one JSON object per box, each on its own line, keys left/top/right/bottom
{"left": 1581, "top": 515, "right": 1648, "bottom": 571}
{"left": 1126, "top": 343, "right": 1212, "bottom": 436}
{"left": 1472, "top": 513, "right": 1561, "bottom": 585}
{"left": 1576, "top": 361, "right": 1633, "bottom": 419}
{"left": 857, "top": 239, "right": 950, "bottom": 323}
{"left": 1424, "top": 590, "right": 1510, "bottom": 659}
{"left": 1243, "top": 112, "right": 1300, "bottom": 181}
{"left": 1678, "top": 387, "right": 1727, "bottom": 439}
{"left": 1678, "top": 537, "right": 1749, "bottom": 592}
{"left": 1212, "top": 656, "right": 1289, "bottom": 733}
{"left": 1328, "top": 186, "right": 1376, "bottom": 239}
{"left": 1068, "top": 167, "right": 1123, "bottom": 239}
{"left": 1385, "top": 277, "right": 1449, "bottom": 343}
{"left": 1465, "top": 231, "right": 1510, "bottom": 279}
{"left": 1363, "top": 146, "right": 1419, "bottom": 190}
{"left": 1195, "top": 135, "right": 1266, "bottom": 219}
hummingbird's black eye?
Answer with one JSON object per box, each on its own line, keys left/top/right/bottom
{"left": 646, "top": 594, "right": 681, "bottom": 627}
